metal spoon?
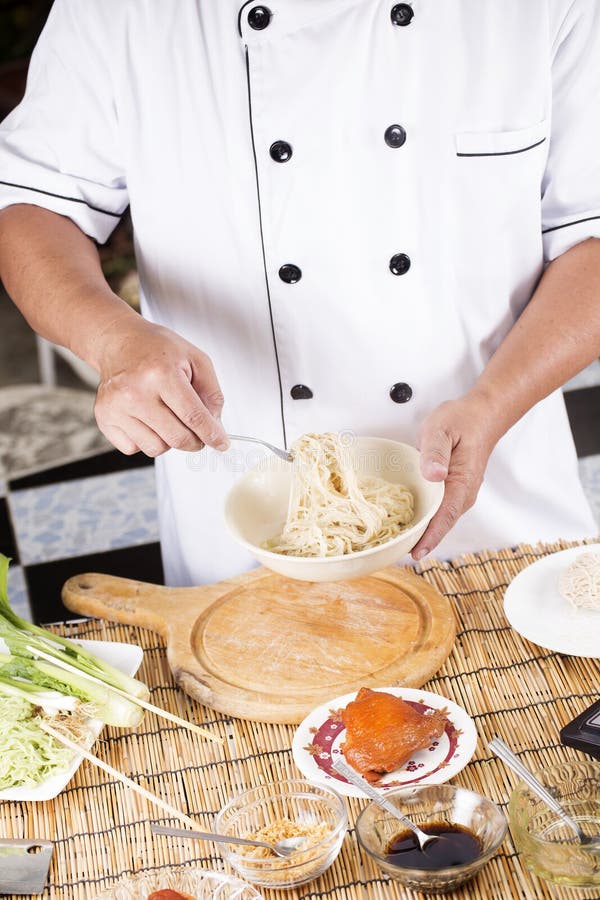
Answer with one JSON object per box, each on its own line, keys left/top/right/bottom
{"left": 227, "top": 433, "right": 293, "bottom": 462}
{"left": 488, "top": 737, "right": 600, "bottom": 850}
{"left": 333, "top": 757, "right": 440, "bottom": 850}
{"left": 150, "top": 823, "right": 307, "bottom": 858}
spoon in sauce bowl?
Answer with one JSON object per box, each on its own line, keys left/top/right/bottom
{"left": 333, "top": 757, "right": 442, "bottom": 851}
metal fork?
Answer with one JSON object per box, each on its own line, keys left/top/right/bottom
{"left": 227, "top": 433, "right": 293, "bottom": 462}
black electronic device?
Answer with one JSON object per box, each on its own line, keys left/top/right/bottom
{"left": 560, "top": 699, "right": 600, "bottom": 759}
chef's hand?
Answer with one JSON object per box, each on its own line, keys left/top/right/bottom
{"left": 411, "top": 392, "right": 498, "bottom": 561}
{"left": 94, "top": 316, "right": 229, "bottom": 457}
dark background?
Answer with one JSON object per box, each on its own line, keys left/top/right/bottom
{"left": 0, "top": 0, "right": 52, "bottom": 116}
{"left": 0, "top": 0, "right": 135, "bottom": 286}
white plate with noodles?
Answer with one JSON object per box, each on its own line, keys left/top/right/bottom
{"left": 0, "top": 639, "right": 143, "bottom": 801}
{"left": 224, "top": 434, "right": 444, "bottom": 582}
{"left": 503, "top": 546, "right": 600, "bottom": 658}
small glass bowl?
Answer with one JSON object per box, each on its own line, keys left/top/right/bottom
{"left": 509, "top": 759, "right": 600, "bottom": 888}
{"left": 92, "top": 866, "right": 263, "bottom": 899}
{"left": 355, "top": 784, "right": 507, "bottom": 894}
{"left": 214, "top": 779, "right": 347, "bottom": 889}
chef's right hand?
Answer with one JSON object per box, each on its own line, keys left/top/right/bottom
{"left": 93, "top": 316, "right": 229, "bottom": 457}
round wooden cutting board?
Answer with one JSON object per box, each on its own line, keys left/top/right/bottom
{"left": 62, "top": 567, "right": 455, "bottom": 724}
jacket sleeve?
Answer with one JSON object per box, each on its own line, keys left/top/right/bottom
{"left": 0, "top": 0, "right": 127, "bottom": 244}
{"left": 542, "top": 0, "right": 600, "bottom": 261}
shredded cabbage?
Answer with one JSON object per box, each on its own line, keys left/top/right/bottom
{"left": 0, "top": 696, "right": 73, "bottom": 790}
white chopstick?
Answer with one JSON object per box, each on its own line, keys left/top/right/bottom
{"left": 27, "top": 644, "right": 223, "bottom": 745}
{"left": 39, "top": 720, "right": 200, "bottom": 830}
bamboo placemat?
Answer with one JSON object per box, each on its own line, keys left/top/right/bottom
{"left": 1, "top": 539, "right": 599, "bottom": 900}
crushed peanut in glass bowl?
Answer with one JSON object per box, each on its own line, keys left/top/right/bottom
{"left": 214, "top": 780, "right": 347, "bottom": 888}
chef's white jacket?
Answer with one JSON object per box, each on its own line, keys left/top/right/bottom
{"left": 1, "top": 0, "right": 598, "bottom": 585}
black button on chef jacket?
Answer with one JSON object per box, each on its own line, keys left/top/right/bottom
{"left": 391, "top": 4, "right": 414, "bottom": 26}
{"left": 270, "top": 141, "right": 293, "bottom": 162}
{"left": 248, "top": 6, "right": 272, "bottom": 30}
{"left": 291, "top": 384, "right": 313, "bottom": 400}
{"left": 390, "top": 382, "right": 413, "bottom": 403}
{"left": 279, "top": 264, "right": 302, "bottom": 284}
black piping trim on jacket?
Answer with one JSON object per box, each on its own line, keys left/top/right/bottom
{"left": 0, "top": 180, "right": 122, "bottom": 218}
{"left": 244, "top": 48, "right": 287, "bottom": 448}
{"left": 542, "top": 213, "right": 600, "bottom": 234}
{"left": 237, "top": 0, "right": 256, "bottom": 36}
{"left": 457, "top": 137, "right": 546, "bottom": 158}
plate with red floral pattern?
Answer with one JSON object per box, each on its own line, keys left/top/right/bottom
{"left": 291, "top": 687, "right": 477, "bottom": 798}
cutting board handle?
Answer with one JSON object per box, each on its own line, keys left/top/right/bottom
{"left": 61, "top": 573, "right": 211, "bottom": 637}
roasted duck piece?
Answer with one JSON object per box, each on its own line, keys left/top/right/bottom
{"left": 341, "top": 687, "right": 447, "bottom": 783}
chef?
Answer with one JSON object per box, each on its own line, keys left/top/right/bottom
{"left": 0, "top": 0, "right": 599, "bottom": 586}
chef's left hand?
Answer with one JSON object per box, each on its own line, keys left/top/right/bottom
{"left": 411, "top": 392, "right": 499, "bottom": 561}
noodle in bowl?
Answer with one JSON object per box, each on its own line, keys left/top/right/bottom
{"left": 224, "top": 435, "right": 444, "bottom": 582}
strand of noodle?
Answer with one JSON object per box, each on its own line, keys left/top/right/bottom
{"left": 265, "top": 433, "right": 414, "bottom": 557}
{"left": 559, "top": 551, "right": 600, "bottom": 611}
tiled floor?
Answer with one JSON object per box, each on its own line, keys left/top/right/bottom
{"left": 10, "top": 466, "right": 158, "bottom": 565}
{"left": 1, "top": 447, "right": 163, "bottom": 624}
{"left": 0, "top": 290, "right": 598, "bottom": 624}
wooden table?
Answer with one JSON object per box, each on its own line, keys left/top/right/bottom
{"left": 1, "top": 539, "right": 599, "bottom": 899}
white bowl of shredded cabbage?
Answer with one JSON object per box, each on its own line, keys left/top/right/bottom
{"left": 224, "top": 434, "right": 444, "bottom": 582}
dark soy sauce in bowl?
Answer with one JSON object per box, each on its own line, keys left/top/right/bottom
{"left": 385, "top": 823, "right": 482, "bottom": 870}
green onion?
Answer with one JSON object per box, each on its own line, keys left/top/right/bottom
{"left": 0, "top": 676, "right": 78, "bottom": 713}
{"left": 0, "top": 555, "right": 148, "bottom": 700}
{"left": 0, "top": 554, "right": 222, "bottom": 747}
{"left": 0, "top": 652, "right": 143, "bottom": 727}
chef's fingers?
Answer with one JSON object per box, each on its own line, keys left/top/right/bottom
{"left": 419, "top": 426, "right": 452, "bottom": 481}
{"left": 413, "top": 394, "right": 494, "bottom": 561}
{"left": 161, "top": 363, "right": 229, "bottom": 451}
{"left": 113, "top": 417, "right": 170, "bottom": 458}
{"left": 412, "top": 434, "right": 484, "bottom": 560}
{"left": 411, "top": 471, "right": 471, "bottom": 561}
{"left": 99, "top": 424, "right": 140, "bottom": 456}
{"left": 190, "top": 353, "right": 225, "bottom": 421}
{"left": 133, "top": 399, "right": 205, "bottom": 452}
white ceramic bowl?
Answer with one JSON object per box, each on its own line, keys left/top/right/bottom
{"left": 92, "top": 866, "right": 264, "bottom": 898}
{"left": 224, "top": 437, "right": 444, "bottom": 582}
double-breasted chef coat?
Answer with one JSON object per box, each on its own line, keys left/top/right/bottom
{"left": 1, "top": 0, "right": 598, "bottom": 586}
